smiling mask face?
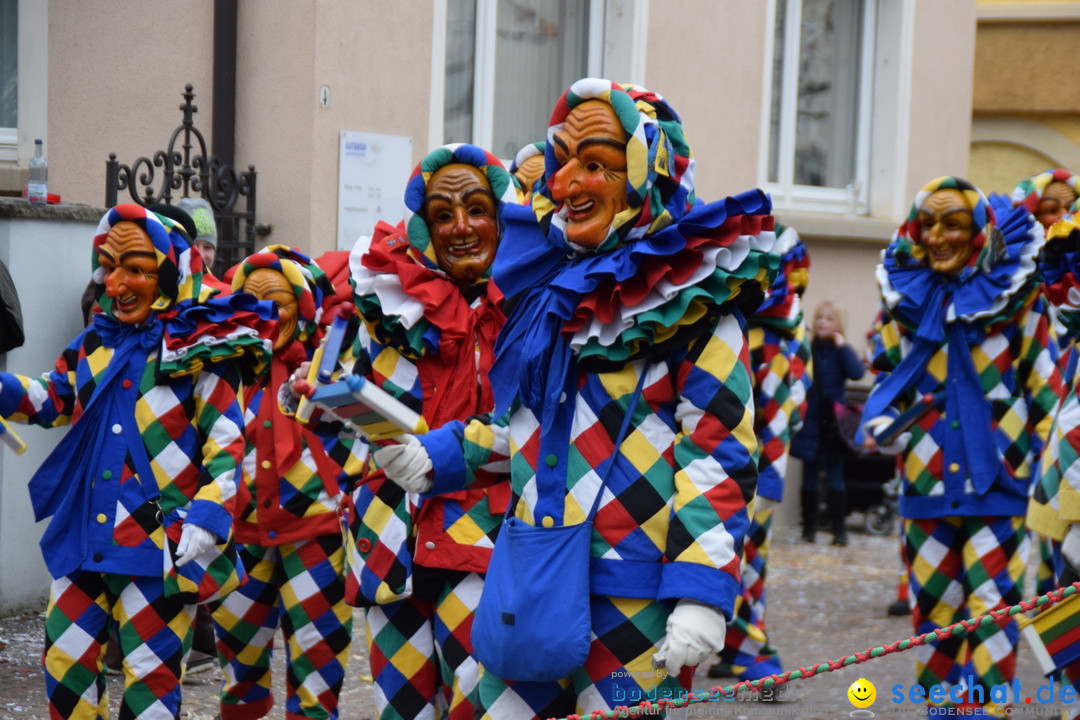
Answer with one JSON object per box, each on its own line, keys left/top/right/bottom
{"left": 548, "top": 100, "right": 629, "bottom": 249}
{"left": 423, "top": 163, "right": 499, "bottom": 285}
{"left": 918, "top": 188, "right": 976, "bottom": 276}
{"left": 97, "top": 221, "right": 161, "bottom": 324}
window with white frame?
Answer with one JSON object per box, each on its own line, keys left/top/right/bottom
{"left": 0, "top": 0, "right": 17, "bottom": 162}
{"left": 763, "top": 0, "right": 876, "bottom": 214}
{"left": 441, "top": 0, "right": 604, "bottom": 161}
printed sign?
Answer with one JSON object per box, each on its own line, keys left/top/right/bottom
{"left": 337, "top": 131, "right": 413, "bottom": 251}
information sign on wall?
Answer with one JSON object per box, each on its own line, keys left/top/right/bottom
{"left": 337, "top": 131, "right": 413, "bottom": 251}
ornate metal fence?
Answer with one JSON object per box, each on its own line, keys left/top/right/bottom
{"left": 105, "top": 84, "right": 257, "bottom": 274}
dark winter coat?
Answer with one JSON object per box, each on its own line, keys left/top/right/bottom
{"left": 790, "top": 336, "right": 864, "bottom": 461}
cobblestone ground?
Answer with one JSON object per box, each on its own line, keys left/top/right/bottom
{"left": 0, "top": 520, "right": 1070, "bottom": 719}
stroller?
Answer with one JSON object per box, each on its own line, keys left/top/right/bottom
{"left": 817, "top": 383, "right": 899, "bottom": 536}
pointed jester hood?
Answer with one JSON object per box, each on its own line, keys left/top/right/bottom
{"left": 491, "top": 78, "right": 777, "bottom": 419}
{"left": 1011, "top": 167, "right": 1080, "bottom": 215}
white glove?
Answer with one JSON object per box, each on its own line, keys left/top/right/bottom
{"left": 876, "top": 432, "right": 910, "bottom": 455}
{"left": 1063, "top": 524, "right": 1080, "bottom": 572}
{"left": 373, "top": 435, "right": 433, "bottom": 493}
{"left": 754, "top": 495, "right": 779, "bottom": 515}
{"left": 175, "top": 524, "right": 218, "bottom": 567}
{"left": 863, "top": 416, "right": 910, "bottom": 455}
{"left": 656, "top": 600, "right": 727, "bottom": 676}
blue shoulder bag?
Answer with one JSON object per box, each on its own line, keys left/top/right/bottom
{"left": 471, "top": 369, "right": 647, "bottom": 681}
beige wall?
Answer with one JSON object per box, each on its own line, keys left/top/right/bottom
{"left": 968, "top": 6, "right": 1080, "bottom": 204}
{"left": 307, "top": 1, "right": 436, "bottom": 256}
{"left": 236, "top": 2, "right": 317, "bottom": 254}
{"left": 974, "top": 22, "right": 1080, "bottom": 113}
{"left": 49, "top": 1, "right": 216, "bottom": 211}
{"left": 642, "top": 2, "right": 768, "bottom": 200}
{"left": 0, "top": 210, "right": 103, "bottom": 613}
{"left": 968, "top": 141, "right": 1057, "bottom": 195}
{"left": 904, "top": 2, "right": 978, "bottom": 203}
{"left": 48, "top": 2, "right": 436, "bottom": 260}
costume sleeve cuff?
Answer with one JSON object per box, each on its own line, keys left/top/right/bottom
{"left": 419, "top": 421, "right": 468, "bottom": 497}
{"left": 0, "top": 372, "right": 22, "bottom": 416}
{"left": 657, "top": 562, "right": 740, "bottom": 622}
{"left": 185, "top": 498, "right": 233, "bottom": 542}
{"left": 756, "top": 468, "right": 784, "bottom": 501}
{"left": 855, "top": 405, "right": 900, "bottom": 445}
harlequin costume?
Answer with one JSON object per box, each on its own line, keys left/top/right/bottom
{"left": 210, "top": 246, "right": 364, "bottom": 720}
{"left": 861, "top": 177, "right": 1061, "bottom": 710}
{"left": 0, "top": 204, "right": 272, "bottom": 720}
{"left": 1012, "top": 177, "right": 1080, "bottom": 598}
{"left": 714, "top": 223, "right": 811, "bottom": 682}
{"left": 347, "top": 144, "right": 516, "bottom": 720}
{"left": 1026, "top": 214, "right": 1080, "bottom": 720}
{"left": 412, "top": 80, "right": 776, "bottom": 719}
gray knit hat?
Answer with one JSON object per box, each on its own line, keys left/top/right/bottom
{"left": 176, "top": 197, "right": 218, "bottom": 247}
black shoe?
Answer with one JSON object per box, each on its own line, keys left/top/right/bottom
{"left": 887, "top": 599, "right": 911, "bottom": 616}
{"left": 832, "top": 534, "right": 848, "bottom": 546}
{"left": 103, "top": 627, "right": 123, "bottom": 675}
{"left": 801, "top": 531, "right": 815, "bottom": 543}
{"left": 707, "top": 662, "right": 735, "bottom": 679}
{"left": 185, "top": 651, "right": 216, "bottom": 675}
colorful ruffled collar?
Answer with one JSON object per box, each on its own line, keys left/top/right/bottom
{"left": 492, "top": 187, "right": 776, "bottom": 418}
{"left": 352, "top": 144, "right": 514, "bottom": 360}
{"left": 749, "top": 223, "right": 806, "bottom": 337}
{"left": 879, "top": 179, "right": 1043, "bottom": 329}
{"left": 230, "top": 244, "right": 334, "bottom": 346}
{"left": 351, "top": 221, "right": 500, "bottom": 360}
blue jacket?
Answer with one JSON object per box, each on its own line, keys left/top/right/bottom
{"left": 790, "top": 337, "right": 864, "bottom": 462}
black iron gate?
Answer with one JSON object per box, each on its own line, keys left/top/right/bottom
{"left": 105, "top": 84, "right": 257, "bottom": 275}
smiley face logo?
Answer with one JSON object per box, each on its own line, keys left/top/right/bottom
{"left": 848, "top": 678, "right": 876, "bottom": 708}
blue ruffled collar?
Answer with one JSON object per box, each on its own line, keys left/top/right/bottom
{"left": 878, "top": 202, "right": 1043, "bottom": 331}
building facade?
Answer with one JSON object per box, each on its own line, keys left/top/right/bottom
{"left": 0, "top": 0, "right": 987, "bottom": 609}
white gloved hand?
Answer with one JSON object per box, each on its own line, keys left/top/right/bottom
{"left": 175, "top": 524, "right": 218, "bottom": 567}
{"left": 875, "top": 431, "right": 910, "bottom": 455}
{"left": 1063, "top": 524, "right": 1080, "bottom": 572}
{"left": 373, "top": 435, "right": 433, "bottom": 493}
{"left": 753, "top": 495, "right": 780, "bottom": 515}
{"left": 863, "top": 416, "right": 910, "bottom": 455}
{"left": 656, "top": 600, "right": 727, "bottom": 676}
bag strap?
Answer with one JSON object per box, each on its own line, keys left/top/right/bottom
{"left": 503, "top": 362, "right": 650, "bottom": 525}
{"left": 585, "top": 365, "right": 650, "bottom": 521}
